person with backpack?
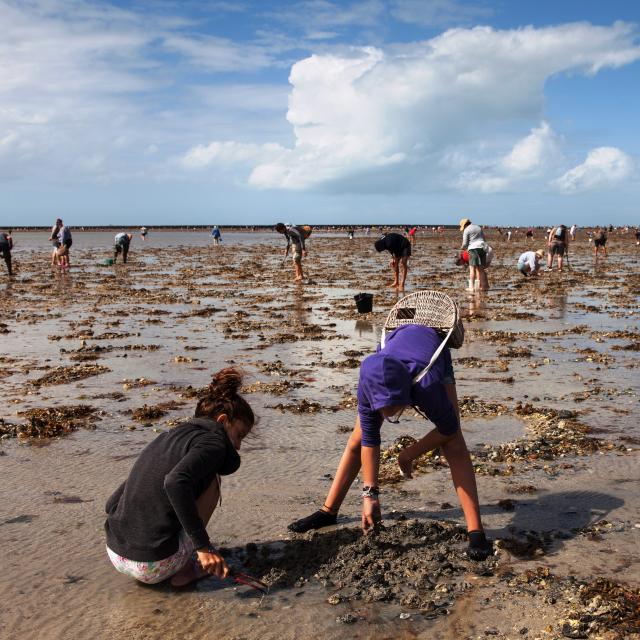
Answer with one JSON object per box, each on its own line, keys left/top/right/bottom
{"left": 287, "top": 323, "right": 493, "bottom": 561}
{"left": 546, "top": 224, "right": 569, "bottom": 271}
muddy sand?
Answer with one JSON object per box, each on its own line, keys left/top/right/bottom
{"left": 0, "top": 229, "right": 639, "bottom": 640}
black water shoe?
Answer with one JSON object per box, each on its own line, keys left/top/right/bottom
{"left": 466, "top": 530, "right": 494, "bottom": 561}
{"left": 287, "top": 509, "right": 337, "bottom": 533}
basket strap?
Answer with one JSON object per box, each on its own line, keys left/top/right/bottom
{"left": 412, "top": 323, "right": 455, "bottom": 385}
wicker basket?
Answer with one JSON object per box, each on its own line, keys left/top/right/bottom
{"left": 383, "top": 290, "right": 464, "bottom": 349}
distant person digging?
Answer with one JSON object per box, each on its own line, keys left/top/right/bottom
{"left": 547, "top": 224, "right": 569, "bottom": 271}
{"left": 114, "top": 233, "right": 133, "bottom": 263}
{"left": 275, "top": 223, "right": 312, "bottom": 282}
{"left": 0, "top": 229, "right": 13, "bottom": 276}
{"left": 374, "top": 233, "right": 411, "bottom": 291}
{"left": 459, "top": 218, "right": 489, "bottom": 292}
{"left": 593, "top": 226, "right": 607, "bottom": 258}
{"left": 455, "top": 245, "right": 494, "bottom": 289}
{"left": 517, "top": 249, "right": 544, "bottom": 277}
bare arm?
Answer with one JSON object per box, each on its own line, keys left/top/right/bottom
{"left": 361, "top": 445, "right": 381, "bottom": 532}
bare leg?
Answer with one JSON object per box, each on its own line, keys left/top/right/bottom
{"left": 467, "top": 266, "right": 476, "bottom": 292}
{"left": 557, "top": 254, "right": 564, "bottom": 271}
{"left": 323, "top": 419, "right": 363, "bottom": 513}
{"left": 398, "top": 257, "right": 408, "bottom": 291}
{"left": 170, "top": 476, "right": 221, "bottom": 586}
{"left": 479, "top": 265, "right": 489, "bottom": 291}
{"left": 440, "top": 431, "right": 482, "bottom": 532}
{"left": 388, "top": 258, "right": 399, "bottom": 288}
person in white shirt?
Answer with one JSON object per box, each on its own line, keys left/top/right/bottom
{"left": 114, "top": 233, "right": 133, "bottom": 263}
{"left": 459, "top": 218, "right": 489, "bottom": 292}
{"left": 517, "top": 250, "right": 544, "bottom": 277}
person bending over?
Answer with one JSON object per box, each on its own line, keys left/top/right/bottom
{"left": 114, "top": 233, "right": 133, "bottom": 263}
{"left": 547, "top": 224, "right": 569, "bottom": 271}
{"left": 517, "top": 249, "right": 544, "bottom": 277}
{"left": 374, "top": 232, "right": 411, "bottom": 291}
{"left": 105, "top": 368, "right": 255, "bottom": 586}
{"left": 459, "top": 218, "right": 489, "bottom": 292}
{"left": 288, "top": 324, "right": 493, "bottom": 561}
{"left": 275, "top": 222, "right": 311, "bottom": 282}
{"left": 0, "top": 230, "right": 13, "bottom": 275}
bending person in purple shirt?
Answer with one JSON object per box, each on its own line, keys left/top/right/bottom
{"left": 288, "top": 324, "right": 492, "bottom": 560}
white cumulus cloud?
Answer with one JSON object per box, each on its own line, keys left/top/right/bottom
{"left": 239, "top": 22, "right": 640, "bottom": 190}
{"left": 552, "top": 147, "right": 633, "bottom": 193}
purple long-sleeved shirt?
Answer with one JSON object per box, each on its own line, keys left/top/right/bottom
{"left": 357, "top": 325, "right": 459, "bottom": 447}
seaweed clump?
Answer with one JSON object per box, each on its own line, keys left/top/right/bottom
{"left": 5, "top": 405, "right": 100, "bottom": 439}
{"left": 30, "top": 364, "right": 110, "bottom": 386}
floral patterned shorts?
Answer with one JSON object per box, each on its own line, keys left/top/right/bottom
{"left": 106, "top": 531, "right": 193, "bottom": 584}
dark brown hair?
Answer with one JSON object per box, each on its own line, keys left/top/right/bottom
{"left": 195, "top": 367, "right": 255, "bottom": 427}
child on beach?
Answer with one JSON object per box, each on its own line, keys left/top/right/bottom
{"left": 0, "top": 230, "right": 13, "bottom": 275}
{"left": 288, "top": 324, "right": 493, "bottom": 561}
{"left": 275, "top": 223, "right": 312, "bottom": 282}
{"left": 105, "top": 368, "right": 255, "bottom": 586}
{"left": 211, "top": 226, "right": 222, "bottom": 245}
{"left": 49, "top": 218, "right": 62, "bottom": 266}
{"left": 56, "top": 222, "right": 72, "bottom": 269}
{"left": 374, "top": 232, "right": 411, "bottom": 291}
{"left": 114, "top": 233, "right": 132, "bottom": 263}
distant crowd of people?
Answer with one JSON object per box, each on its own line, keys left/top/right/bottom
{"left": 1, "top": 221, "right": 638, "bottom": 281}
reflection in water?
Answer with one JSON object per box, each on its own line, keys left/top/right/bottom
{"left": 464, "top": 294, "right": 488, "bottom": 319}
{"left": 354, "top": 319, "right": 375, "bottom": 337}
{"left": 545, "top": 292, "right": 568, "bottom": 319}
{"left": 289, "top": 294, "right": 310, "bottom": 326}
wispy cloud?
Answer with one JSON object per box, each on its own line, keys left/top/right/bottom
{"left": 390, "top": 0, "right": 492, "bottom": 27}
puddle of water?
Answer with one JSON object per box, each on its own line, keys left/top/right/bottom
{"left": 462, "top": 415, "right": 527, "bottom": 448}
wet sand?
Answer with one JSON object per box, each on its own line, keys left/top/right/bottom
{"left": 0, "top": 229, "right": 639, "bottom": 640}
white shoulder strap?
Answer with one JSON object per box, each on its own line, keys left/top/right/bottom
{"left": 412, "top": 324, "right": 454, "bottom": 384}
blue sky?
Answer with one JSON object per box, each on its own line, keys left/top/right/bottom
{"left": 1, "top": 0, "right": 639, "bottom": 226}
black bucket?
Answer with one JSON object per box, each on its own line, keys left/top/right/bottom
{"left": 354, "top": 292, "right": 373, "bottom": 313}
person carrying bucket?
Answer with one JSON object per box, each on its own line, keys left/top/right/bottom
{"left": 287, "top": 323, "right": 493, "bottom": 561}
{"left": 275, "top": 223, "right": 312, "bottom": 282}
{"left": 374, "top": 232, "right": 411, "bottom": 291}
{"left": 211, "top": 226, "right": 222, "bottom": 245}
